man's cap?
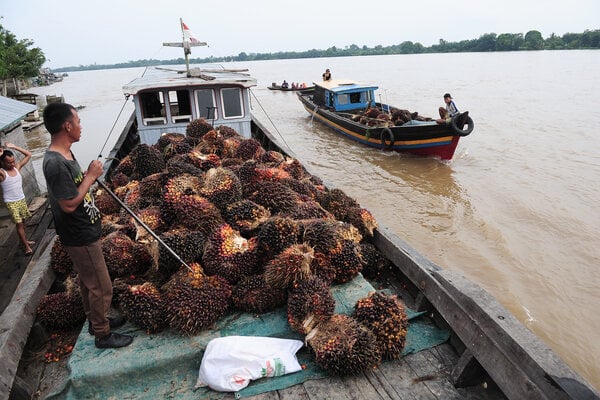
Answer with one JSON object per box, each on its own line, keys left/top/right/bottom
{"left": 444, "top": 93, "right": 452, "bottom": 99}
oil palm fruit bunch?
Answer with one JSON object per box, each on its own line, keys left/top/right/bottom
{"left": 200, "top": 167, "right": 243, "bottom": 210}
{"left": 222, "top": 199, "right": 271, "bottom": 237}
{"left": 298, "top": 219, "right": 341, "bottom": 254}
{"left": 305, "top": 314, "right": 381, "bottom": 376}
{"left": 287, "top": 277, "right": 334, "bottom": 334}
{"left": 256, "top": 216, "right": 300, "bottom": 260}
{"left": 156, "top": 228, "right": 205, "bottom": 279}
{"left": 186, "top": 118, "right": 214, "bottom": 143}
{"left": 231, "top": 274, "right": 287, "bottom": 313}
{"left": 279, "top": 177, "right": 322, "bottom": 200}
{"left": 157, "top": 132, "right": 192, "bottom": 161}
{"left": 247, "top": 181, "right": 302, "bottom": 214}
{"left": 195, "top": 130, "right": 224, "bottom": 156}
{"left": 94, "top": 187, "right": 121, "bottom": 215}
{"left": 317, "top": 188, "right": 360, "bottom": 222}
{"left": 281, "top": 200, "right": 333, "bottom": 220}
{"left": 329, "top": 239, "right": 364, "bottom": 284}
{"left": 343, "top": 207, "right": 378, "bottom": 240}
{"left": 112, "top": 155, "right": 134, "bottom": 178}
{"left": 163, "top": 174, "right": 203, "bottom": 206}
{"left": 259, "top": 150, "right": 285, "bottom": 165}
{"left": 217, "top": 125, "right": 242, "bottom": 139}
{"left": 50, "top": 237, "right": 73, "bottom": 277}
{"left": 202, "top": 223, "right": 260, "bottom": 284}
{"left": 280, "top": 158, "right": 305, "bottom": 180}
{"left": 115, "top": 281, "right": 168, "bottom": 333}
{"left": 163, "top": 262, "right": 232, "bottom": 335}
{"left": 352, "top": 292, "right": 408, "bottom": 359}
{"left": 358, "top": 243, "right": 391, "bottom": 279}
{"left": 165, "top": 153, "right": 206, "bottom": 177}
{"left": 129, "top": 143, "right": 166, "bottom": 179}
{"left": 101, "top": 231, "right": 152, "bottom": 279}
{"left": 264, "top": 243, "right": 315, "bottom": 289}
{"left": 234, "top": 138, "right": 266, "bottom": 161}
{"left": 139, "top": 172, "right": 168, "bottom": 206}
{"left": 170, "top": 193, "right": 223, "bottom": 235}
{"left": 131, "top": 206, "right": 165, "bottom": 243}
{"left": 188, "top": 150, "right": 221, "bottom": 171}
{"left": 37, "top": 277, "right": 85, "bottom": 331}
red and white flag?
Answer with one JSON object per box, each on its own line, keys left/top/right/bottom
{"left": 182, "top": 21, "right": 200, "bottom": 43}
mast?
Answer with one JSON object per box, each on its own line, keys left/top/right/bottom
{"left": 162, "top": 18, "right": 208, "bottom": 77}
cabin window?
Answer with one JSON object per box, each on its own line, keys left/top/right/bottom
{"left": 350, "top": 92, "right": 362, "bottom": 104}
{"left": 220, "top": 87, "right": 243, "bottom": 119}
{"left": 168, "top": 90, "right": 192, "bottom": 123}
{"left": 338, "top": 94, "right": 349, "bottom": 105}
{"left": 195, "top": 89, "right": 217, "bottom": 120}
{"left": 140, "top": 91, "right": 166, "bottom": 125}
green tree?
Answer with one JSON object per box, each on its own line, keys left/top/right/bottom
{"left": 524, "top": 30, "right": 544, "bottom": 50}
{"left": 0, "top": 23, "right": 46, "bottom": 95}
{"left": 544, "top": 33, "right": 563, "bottom": 50}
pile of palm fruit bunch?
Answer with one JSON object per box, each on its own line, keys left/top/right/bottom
{"left": 350, "top": 106, "right": 433, "bottom": 128}
{"left": 37, "top": 118, "right": 408, "bottom": 376}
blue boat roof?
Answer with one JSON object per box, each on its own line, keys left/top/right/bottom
{"left": 313, "top": 79, "right": 378, "bottom": 93}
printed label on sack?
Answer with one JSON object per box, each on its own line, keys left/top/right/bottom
{"left": 261, "top": 358, "right": 285, "bottom": 377}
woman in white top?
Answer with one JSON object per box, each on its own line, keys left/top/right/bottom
{"left": 0, "top": 142, "right": 34, "bottom": 255}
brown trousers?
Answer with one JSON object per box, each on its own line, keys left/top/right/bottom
{"left": 64, "top": 240, "right": 112, "bottom": 338}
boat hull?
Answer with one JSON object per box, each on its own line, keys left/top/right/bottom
{"left": 298, "top": 92, "right": 462, "bottom": 160}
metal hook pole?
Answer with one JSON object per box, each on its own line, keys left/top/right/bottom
{"left": 95, "top": 179, "right": 193, "bottom": 272}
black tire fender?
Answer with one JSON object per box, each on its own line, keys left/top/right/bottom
{"left": 451, "top": 113, "right": 474, "bottom": 137}
{"left": 380, "top": 127, "right": 394, "bottom": 148}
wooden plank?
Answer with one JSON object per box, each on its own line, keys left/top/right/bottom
{"left": 376, "top": 354, "right": 435, "bottom": 400}
{"left": 406, "top": 349, "right": 462, "bottom": 399}
{"left": 0, "top": 231, "right": 57, "bottom": 400}
{"left": 278, "top": 383, "right": 310, "bottom": 400}
{"left": 451, "top": 349, "right": 485, "bottom": 387}
{"left": 302, "top": 376, "right": 357, "bottom": 400}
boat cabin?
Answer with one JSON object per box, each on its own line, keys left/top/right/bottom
{"left": 122, "top": 66, "right": 257, "bottom": 145}
{"left": 312, "top": 79, "right": 378, "bottom": 112}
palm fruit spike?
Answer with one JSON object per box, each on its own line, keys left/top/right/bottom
{"left": 216, "top": 124, "right": 242, "bottom": 139}
{"left": 186, "top": 118, "right": 214, "bottom": 143}
{"left": 334, "top": 221, "right": 363, "bottom": 244}
{"left": 263, "top": 243, "right": 315, "bottom": 289}
{"left": 195, "top": 130, "right": 224, "bottom": 156}
{"left": 306, "top": 314, "right": 381, "bottom": 376}
{"left": 200, "top": 167, "right": 243, "bottom": 210}
{"left": 157, "top": 132, "right": 192, "bottom": 161}
{"left": 116, "top": 281, "right": 168, "bottom": 333}
{"left": 36, "top": 291, "right": 86, "bottom": 331}
{"left": 129, "top": 143, "right": 166, "bottom": 179}
{"left": 353, "top": 292, "right": 409, "bottom": 359}
{"left": 221, "top": 137, "right": 242, "bottom": 159}
{"left": 222, "top": 199, "right": 271, "bottom": 237}
{"left": 234, "top": 138, "right": 266, "bottom": 161}
{"left": 155, "top": 228, "right": 205, "bottom": 280}
{"left": 280, "top": 158, "right": 305, "bottom": 180}
{"left": 330, "top": 239, "right": 364, "bottom": 284}
{"left": 256, "top": 217, "right": 300, "bottom": 260}
{"left": 139, "top": 172, "right": 168, "bottom": 204}
{"left": 287, "top": 277, "right": 334, "bottom": 334}
{"left": 343, "top": 207, "right": 378, "bottom": 240}
{"left": 232, "top": 274, "right": 287, "bottom": 314}
{"left": 187, "top": 150, "right": 221, "bottom": 171}
{"left": 132, "top": 206, "right": 165, "bottom": 243}
{"left": 299, "top": 219, "right": 341, "bottom": 254}
{"left": 112, "top": 155, "right": 134, "bottom": 178}
{"left": 202, "top": 223, "right": 259, "bottom": 284}
{"left": 164, "top": 262, "right": 232, "bottom": 335}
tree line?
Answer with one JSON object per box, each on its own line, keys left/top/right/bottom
{"left": 0, "top": 22, "right": 598, "bottom": 79}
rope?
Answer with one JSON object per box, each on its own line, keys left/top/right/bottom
{"left": 97, "top": 95, "right": 130, "bottom": 159}
{"left": 248, "top": 89, "right": 297, "bottom": 158}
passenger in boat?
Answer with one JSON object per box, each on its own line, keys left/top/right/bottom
{"left": 436, "top": 93, "right": 459, "bottom": 124}
{"left": 322, "top": 69, "right": 331, "bottom": 81}
{"left": 0, "top": 143, "right": 34, "bottom": 255}
{"left": 281, "top": 80, "right": 289, "bottom": 89}
{"left": 301, "top": 82, "right": 307, "bottom": 88}
{"left": 291, "top": 82, "right": 297, "bottom": 89}
{"left": 42, "top": 103, "right": 133, "bottom": 349}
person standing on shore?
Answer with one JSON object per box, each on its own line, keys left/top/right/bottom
{"left": 0, "top": 143, "right": 35, "bottom": 255}
{"left": 42, "top": 102, "right": 132, "bottom": 349}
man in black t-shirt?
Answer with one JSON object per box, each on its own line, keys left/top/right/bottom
{"left": 43, "top": 103, "right": 132, "bottom": 349}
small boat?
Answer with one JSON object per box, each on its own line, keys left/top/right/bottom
{"left": 297, "top": 79, "right": 474, "bottom": 160}
{"left": 268, "top": 83, "right": 313, "bottom": 91}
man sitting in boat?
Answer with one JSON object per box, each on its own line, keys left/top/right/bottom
{"left": 281, "top": 80, "right": 289, "bottom": 89}
{"left": 436, "top": 93, "right": 459, "bottom": 124}
{"left": 322, "top": 69, "right": 331, "bottom": 81}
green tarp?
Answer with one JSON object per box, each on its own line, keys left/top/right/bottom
{"left": 49, "top": 275, "right": 449, "bottom": 399}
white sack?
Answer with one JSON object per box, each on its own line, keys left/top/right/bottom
{"left": 195, "top": 336, "right": 304, "bottom": 392}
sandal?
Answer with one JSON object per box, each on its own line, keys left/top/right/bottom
{"left": 24, "top": 249, "right": 33, "bottom": 256}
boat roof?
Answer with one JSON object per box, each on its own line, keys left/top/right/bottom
{"left": 0, "top": 96, "right": 36, "bottom": 132}
{"left": 313, "top": 79, "right": 378, "bottom": 93}
{"left": 123, "top": 65, "right": 257, "bottom": 95}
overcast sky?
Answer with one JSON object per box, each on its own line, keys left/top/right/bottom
{"left": 2, "top": 0, "right": 599, "bottom": 69}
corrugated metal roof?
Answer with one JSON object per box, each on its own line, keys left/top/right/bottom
{"left": 313, "top": 79, "right": 378, "bottom": 93}
{"left": 0, "top": 96, "right": 37, "bottom": 132}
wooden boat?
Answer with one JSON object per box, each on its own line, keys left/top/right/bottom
{"left": 2, "top": 23, "right": 598, "bottom": 400}
{"left": 268, "top": 83, "right": 313, "bottom": 91}
{"left": 297, "top": 80, "right": 474, "bottom": 160}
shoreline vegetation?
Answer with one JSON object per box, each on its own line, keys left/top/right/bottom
{"left": 52, "top": 29, "right": 599, "bottom": 72}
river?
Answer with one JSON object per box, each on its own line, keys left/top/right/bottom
{"left": 24, "top": 50, "right": 600, "bottom": 390}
